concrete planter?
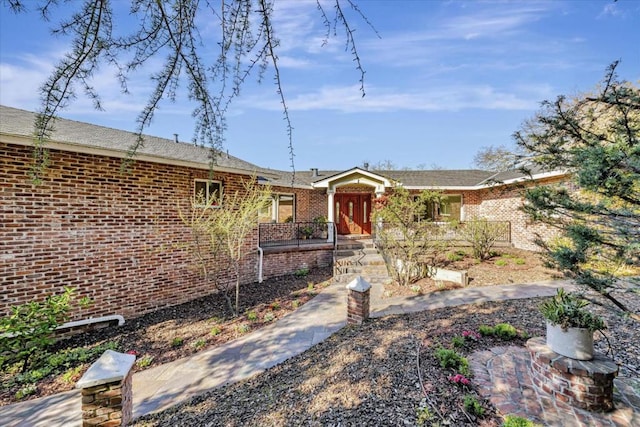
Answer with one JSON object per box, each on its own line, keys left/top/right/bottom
{"left": 546, "top": 321, "right": 594, "bottom": 360}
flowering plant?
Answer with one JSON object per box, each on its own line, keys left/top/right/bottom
{"left": 448, "top": 374, "right": 471, "bottom": 386}
{"left": 126, "top": 350, "right": 139, "bottom": 356}
{"left": 462, "top": 330, "right": 481, "bottom": 341}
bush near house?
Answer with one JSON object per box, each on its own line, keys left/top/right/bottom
{"left": 373, "top": 187, "right": 449, "bottom": 286}
{"left": 0, "top": 288, "right": 90, "bottom": 373}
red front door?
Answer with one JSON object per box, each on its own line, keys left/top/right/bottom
{"left": 335, "top": 193, "right": 372, "bottom": 235}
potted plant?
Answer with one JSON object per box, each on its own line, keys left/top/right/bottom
{"left": 539, "top": 288, "right": 606, "bottom": 360}
{"left": 312, "top": 216, "right": 328, "bottom": 238}
{"left": 299, "top": 225, "right": 314, "bottom": 240}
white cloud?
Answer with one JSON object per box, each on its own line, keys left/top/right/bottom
{"left": 239, "top": 83, "right": 543, "bottom": 113}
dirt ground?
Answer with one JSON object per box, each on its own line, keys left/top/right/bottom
{"left": 383, "top": 247, "right": 561, "bottom": 297}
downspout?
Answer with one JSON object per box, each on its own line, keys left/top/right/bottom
{"left": 257, "top": 245, "right": 264, "bottom": 283}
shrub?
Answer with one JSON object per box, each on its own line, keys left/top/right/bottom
{"left": 246, "top": 311, "right": 258, "bottom": 322}
{"left": 210, "top": 326, "right": 221, "bottom": 336}
{"left": 434, "top": 347, "right": 470, "bottom": 376}
{"left": 294, "top": 267, "right": 309, "bottom": 277}
{"left": 191, "top": 339, "right": 206, "bottom": 350}
{"left": 14, "top": 384, "right": 37, "bottom": 400}
{"left": 237, "top": 324, "right": 250, "bottom": 334}
{"left": 171, "top": 337, "right": 184, "bottom": 347}
{"left": 463, "top": 395, "right": 485, "bottom": 417}
{"left": 458, "top": 218, "right": 509, "bottom": 261}
{"left": 503, "top": 415, "right": 542, "bottom": 427}
{"left": 446, "top": 251, "right": 465, "bottom": 262}
{"left": 495, "top": 259, "right": 508, "bottom": 267}
{"left": 416, "top": 402, "right": 434, "bottom": 426}
{"left": 494, "top": 323, "right": 518, "bottom": 340}
{"left": 136, "top": 355, "right": 154, "bottom": 368}
{"left": 263, "top": 312, "right": 275, "bottom": 322}
{"left": 0, "top": 287, "right": 91, "bottom": 372}
{"left": 514, "top": 258, "right": 526, "bottom": 265}
{"left": 451, "top": 335, "right": 465, "bottom": 348}
{"left": 478, "top": 325, "right": 495, "bottom": 336}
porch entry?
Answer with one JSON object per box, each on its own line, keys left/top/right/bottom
{"left": 335, "top": 193, "right": 372, "bottom": 235}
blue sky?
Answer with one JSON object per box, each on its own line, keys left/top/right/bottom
{"left": 1, "top": 0, "right": 638, "bottom": 171}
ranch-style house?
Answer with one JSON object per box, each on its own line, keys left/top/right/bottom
{"left": 0, "top": 105, "right": 564, "bottom": 321}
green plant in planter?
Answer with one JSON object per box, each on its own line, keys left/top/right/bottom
{"left": 299, "top": 226, "right": 314, "bottom": 239}
{"left": 539, "top": 288, "right": 606, "bottom": 332}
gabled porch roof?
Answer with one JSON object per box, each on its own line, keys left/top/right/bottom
{"left": 311, "top": 167, "right": 394, "bottom": 194}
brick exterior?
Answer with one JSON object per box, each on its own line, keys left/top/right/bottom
{"left": 262, "top": 246, "right": 333, "bottom": 280}
{"left": 1, "top": 137, "right": 565, "bottom": 322}
{"left": 270, "top": 185, "right": 326, "bottom": 222}
{"left": 0, "top": 142, "right": 259, "bottom": 319}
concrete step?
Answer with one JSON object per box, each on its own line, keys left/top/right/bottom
{"left": 334, "top": 257, "right": 385, "bottom": 267}
{"left": 335, "top": 264, "right": 388, "bottom": 275}
{"left": 335, "top": 247, "right": 379, "bottom": 257}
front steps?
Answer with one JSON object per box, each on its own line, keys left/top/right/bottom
{"left": 333, "top": 238, "right": 391, "bottom": 285}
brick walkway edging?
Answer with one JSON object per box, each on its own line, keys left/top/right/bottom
{"left": 469, "top": 346, "right": 640, "bottom": 426}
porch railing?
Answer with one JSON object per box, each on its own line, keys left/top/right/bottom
{"left": 373, "top": 220, "right": 511, "bottom": 244}
{"left": 259, "top": 221, "right": 333, "bottom": 248}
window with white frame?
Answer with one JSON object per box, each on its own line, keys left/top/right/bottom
{"left": 258, "top": 193, "right": 295, "bottom": 223}
{"left": 194, "top": 180, "right": 222, "bottom": 206}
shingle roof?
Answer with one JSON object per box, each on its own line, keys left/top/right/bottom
{"left": 1, "top": 105, "right": 565, "bottom": 188}
{"left": 0, "top": 105, "right": 270, "bottom": 175}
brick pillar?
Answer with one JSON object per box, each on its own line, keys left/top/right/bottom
{"left": 77, "top": 350, "right": 136, "bottom": 426}
{"left": 527, "top": 337, "right": 618, "bottom": 411}
{"left": 346, "top": 276, "right": 371, "bottom": 325}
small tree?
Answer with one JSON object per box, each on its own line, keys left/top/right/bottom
{"left": 458, "top": 217, "right": 509, "bottom": 261}
{"left": 180, "top": 177, "right": 271, "bottom": 316}
{"left": 373, "top": 187, "right": 447, "bottom": 286}
{"left": 515, "top": 62, "right": 639, "bottom": 319}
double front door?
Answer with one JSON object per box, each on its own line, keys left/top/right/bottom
{"left": 335, "top": 193, "right": 372, "bottom": 235}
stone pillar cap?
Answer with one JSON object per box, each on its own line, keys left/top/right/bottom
{"left": 76, "top": 350, "right": 136, "bottom": 389}
{"left": 346, "top": 275, "right": 371, "bottom": 292}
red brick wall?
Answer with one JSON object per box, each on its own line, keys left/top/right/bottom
{"left": 270, "top": 185, "right": 327, "bottom": 222}
{"left": 262, "top": 247, "right": 333, "bottom": 280}
{"left": 472, "top": 177, "right": 564, "bottom": 250}
{"left": 0, "top": 142, "right": 262, "bottom": 319}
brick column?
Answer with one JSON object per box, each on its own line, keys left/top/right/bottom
{"left": 346, "top": 276, "right": 371, "bottom": 325}
{"left": 77, "top": 350, "right": 136, "bottom": 426}
{"left": 527, "top": 337, "right": 618, "bottom": 411}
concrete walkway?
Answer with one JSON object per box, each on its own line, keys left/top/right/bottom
{"left": 0, "top": 279, "right": 579, "bottom": 426}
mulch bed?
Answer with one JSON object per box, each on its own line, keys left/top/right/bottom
{"left": 383, "top": 247, "right": 561, "bottom": 297}
{"left": 0, "top": 267, "right": 333, "bottom": 406}
{"left": 133, "top": 282, "right": 639, "bottom": 426}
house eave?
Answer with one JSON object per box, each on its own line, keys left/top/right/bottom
{"left": 1, "top": 133, "right": 274, "bottom": 177}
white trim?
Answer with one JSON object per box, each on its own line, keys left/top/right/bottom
{"left": 194, "top": 179, "right": 223, "bottom": 207}
{"left": 312, "top": 167, "right": 394, "bottom": 189}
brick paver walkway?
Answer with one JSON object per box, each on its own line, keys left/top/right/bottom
{"left": 470, "top": 346, "right": 640, "bottom": 426}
